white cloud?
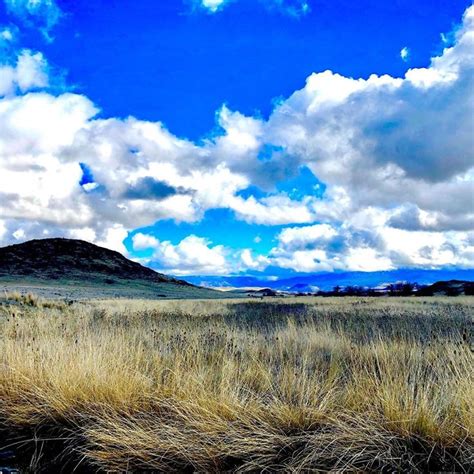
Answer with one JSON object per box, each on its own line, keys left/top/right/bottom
{"left": 0, "top": 50, "right": 48, "bottom": 95}
{"left": 240, "top": 248, "right": 269, "bottom": 271}
{"left": 344, "top": 248, "right": 393, "bottom": 272}
{"left": 0, "top": 27, "right": 14, "bottom": 42}
{"left": 228, "top": 194, "right": 316, "bottom": 225}
{"left": 132, "top": 233, "right": 230, "bottom": 275}
{"left": 269, "top": 223, "right": 383, "bottom": 272}
{"left": 265, "top": 5, "right": 474, "bottom": 230}
{"left": 400, "top": 46, "right": 410, "bottom": 61}
{"left": 267, "top": 222, "right": 473, "bottom": 273}
{"left": 95, "top": 225, "right": 129, "bottom": 254}
{"left": 200, "top": 0, "right": 227, "bottom": 13}
{"left": 15, "top": 50, "right": 48, "bottom": 90}
{"left": 278, "top": 223, "right": 337, "bottom": 247}
{"left": 132, "top": 233, "right": 160, "bottom": 251}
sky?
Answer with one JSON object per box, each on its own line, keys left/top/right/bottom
{"left": 0, "top": 0, "right": 473, "bottom": 279}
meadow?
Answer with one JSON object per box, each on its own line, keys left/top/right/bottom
{"left": 0, "top": 294, "right": 473, "bottom": 472}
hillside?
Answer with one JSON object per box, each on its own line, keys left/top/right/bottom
{"left": 0, "top": 238, "right": 225, "bottom": 299}
{"left": 420, "top": 279, "right": 474, "bottom": 296}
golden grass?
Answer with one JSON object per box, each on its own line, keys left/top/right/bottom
{"left": 0, "top": 297, "right": 472, "bottom": 471}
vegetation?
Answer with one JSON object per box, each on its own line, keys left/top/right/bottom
{"left": 0, "top": 296, "right": 473, "bottom": 472}
{"left": 314, "top": 280, "right": 474, "bottom": 297}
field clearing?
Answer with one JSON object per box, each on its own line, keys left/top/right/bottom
{"left": 0, "top": 296, "right": 473, "bottom": 472}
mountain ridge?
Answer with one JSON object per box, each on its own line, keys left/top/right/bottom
{"left": 185, "top": 269, "right": 474, "bottom": 292}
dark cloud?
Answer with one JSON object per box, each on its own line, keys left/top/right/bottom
{"left": 388, "top": 205, "right": 474, "bottom": 232}
{"left": 366, "top": 69, "right": 474, "bottom": 182}
{"left": 123, "top": 177, "right": 184, "bottom": 201}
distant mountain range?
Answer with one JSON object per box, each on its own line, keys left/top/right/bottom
{"left": 0, "top": 238, "right": 225, "bottom": 299}
{"left": 184, "top": 269, "right": 474, "bottom": 293}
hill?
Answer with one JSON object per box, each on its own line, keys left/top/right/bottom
{"left": 0, "top": 238, "right": 227, "bottom": 299}
{"left": 419, "top": 279, "right": 474, "bottom": 296}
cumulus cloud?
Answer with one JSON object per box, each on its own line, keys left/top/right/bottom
{"left": 268, "top": 223, "right": 390, "bottom": 272}
{"left": 0, "top": 49, "right": 48, "bottom": 95}
{"left": 0, "top": 6, "right": 473, "bottom": 273}
{"left": 132, "top": 233, "right": 230, "bottom": 275}
{"left": 240, "top": 248, "right": 270, "bottom": 271}
{"left": 387, "top": 204, "right": 474, "bottom": 232}
{"left": 264, "top": 5, "right": 474, "bottom": 232}
{"left": 267, "top": 223, "right": 473, "bottom": 273}
{"left": 228, "top": 193, "right": 317, "bottom": 225}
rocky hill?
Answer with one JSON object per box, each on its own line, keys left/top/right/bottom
{"left": 0, "top": 238, "right": 224, "bottom": 299}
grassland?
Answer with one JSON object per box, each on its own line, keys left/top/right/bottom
{"left": 0, "top": 278, "right": 234, "bottom": 300}
{"left": 0, "top": 295, "right": 473, "bottom": 472}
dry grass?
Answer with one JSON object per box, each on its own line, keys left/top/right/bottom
{"left": 0, "top": 296, "right": 472, "bottom": 472}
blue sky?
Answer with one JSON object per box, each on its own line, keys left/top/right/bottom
{"left": 10, "top": 0, "right": 468, "bottom": 139}
{"left": 0, "top": 0, "right": 473, "bottom": 279}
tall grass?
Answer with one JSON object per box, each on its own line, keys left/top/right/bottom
{"left": 0, "top": 297, "right": 472, "bottom": 472}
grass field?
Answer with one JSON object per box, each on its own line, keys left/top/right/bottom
{"left": 0, "top": 278, "right": 234, "bottom": 300}
{"left": 0, "top": 295, "right": 473, "bottom": 472}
